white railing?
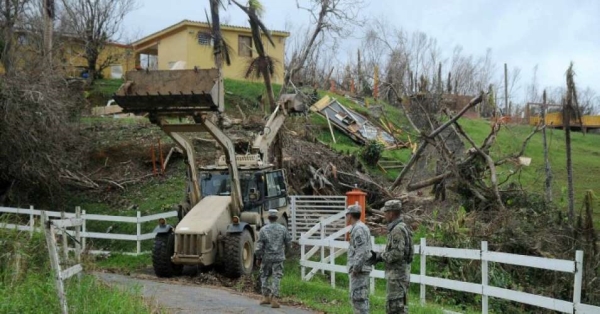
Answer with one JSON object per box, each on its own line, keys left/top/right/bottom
{"left": 290, "top": 195, "right": 347, "bottom": 241}
{"left": 0, "top": 206, "right": 178, "bottom": 255}
{"left": 299, "top": 213, "right": 600, "bottom": 314}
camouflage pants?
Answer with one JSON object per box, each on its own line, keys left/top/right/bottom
{"left": 386, "top": 277, "right": 409, "bottom": 314}
{"left": 260, "top": 260, "right": 284, "bottom": 297}
{"left": 349, "top": 272, "right": 370, "bottom": 314}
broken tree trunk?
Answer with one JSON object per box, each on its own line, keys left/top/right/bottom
{"left": 541, "top": 90, "right": 553, "bottom": 203}
{"left": 389, "top": 93, "right": 484, "bottom": 191}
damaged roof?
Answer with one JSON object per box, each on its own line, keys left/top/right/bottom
{"left": 310, "top": 96, "right": 398, "bottom": 149}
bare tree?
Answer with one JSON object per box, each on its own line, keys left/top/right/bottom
{"left": 0, "top": 0, "right": 32, "bottom": 73}
{"left": 541, "top": 90, "right": 553, "bottom": 204}
{"left": 60, "top": 0, "right": 136, "bottom": 84}
{"left": 284, "top": 0, "right": 365, "bottom": 88}
{"left": 564, "top": 63, "right": 580, "bottom": 223}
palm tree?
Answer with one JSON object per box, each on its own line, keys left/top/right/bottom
{"left": 230, "top": 0, "right": 277, "bottom": 112}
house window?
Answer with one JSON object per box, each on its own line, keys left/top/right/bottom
{"left": 197, "top": 32, "right": 212, "bottom": 46}
{"left": 238, "top": 35, "right": 253, "bottom": 58}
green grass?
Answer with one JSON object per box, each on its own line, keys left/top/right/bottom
{"left": 92, "top": 79, "right": 124, "bottom": 96}
{"left": 95, "top": 254, "right": 152, "bottom": 273}
{"left": 459, "top": 119, "right": 600, "bottom": 225}
{"left": 0, "top": 230, "right": 160, "bottom": 314}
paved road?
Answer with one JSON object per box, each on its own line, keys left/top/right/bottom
{"left": 95, "top": 272, "right": 314, "bottom": 314}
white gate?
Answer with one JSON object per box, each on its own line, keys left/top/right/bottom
{"left": 289, "top": 195, "right": 346, "bottom": 241}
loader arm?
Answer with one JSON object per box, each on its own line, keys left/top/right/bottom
{"left": 252, "top": 104, "right": 286, "bottom": 162}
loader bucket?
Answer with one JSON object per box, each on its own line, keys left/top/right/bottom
{"left": 113, "top": 69, "right": 224, "bottom": 114}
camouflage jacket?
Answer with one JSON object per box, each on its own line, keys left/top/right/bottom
{"left": 348, "top": 221, "right": 373, "bottom": 273}
{"left": 381, "top": 217, "right": 413, "bottom": 278}
{"left": 255, "top": 222, "right": 291, "bottom": 262}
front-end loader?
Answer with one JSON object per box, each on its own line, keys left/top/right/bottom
{"left": 113, "top": 69, "right": 303, "bottom": 278}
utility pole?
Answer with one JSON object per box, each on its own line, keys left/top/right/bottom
{"left": 504, "top": 63, "right": 508, "bottom": 116}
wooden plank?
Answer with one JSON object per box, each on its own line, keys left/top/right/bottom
{"left": 484, "top": 286, "right": 572, "bottom": 313}
{"left": 577, "top": 303, "right": 600, "bottom": 314}
{"left": 83, "top": 214, "right": 138, "bottom": 223}
{"left": 422, "top": 276, "right": 482, "bottom": 295}
{"left": 60, "top": 264, "right": 83, "bottom": 280}
{"left": 138, "top": 211, "right": 178, "bottom": 223}
{"left": 52, "top": 218, "right": 84, "bottom": 228}
{"left": 425, "top": 247, "right": 480, "bottom": 260}
{"left": 41, "top": 211, "right": 69, "bottom": 314}
{"left": 483, "top": 251, "right": 575, "bottom": 273}
{"left": 80, "top": 232, "right": 138, "bottom": 241}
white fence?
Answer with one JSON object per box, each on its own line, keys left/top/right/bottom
{"left": 299, "top": 211, "right": 600, "bottom": 314}
{"left": 290, "top": 195, "right": 347, "bottom": 241}
{"left": 0, "top": 206, "right": 178, "bottom": 255}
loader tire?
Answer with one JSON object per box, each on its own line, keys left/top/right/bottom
{"left": 152, "top": 233, "right": 183, "bottom": 278}
{"left": 223, "top": 230, "right": 254, "bottom": 278}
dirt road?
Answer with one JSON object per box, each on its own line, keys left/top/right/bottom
{"left": 96, "top": 272, "right": 315, "bottom": 314}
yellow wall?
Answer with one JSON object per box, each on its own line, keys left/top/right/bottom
{"left": 157, "top": 29, "right": 189, "bottom": 70}
{"left": 61, "top": 42, "right": 134, "bottom": 78}
{"left": 145, "top": 25, "right": 287, "bottom": 84}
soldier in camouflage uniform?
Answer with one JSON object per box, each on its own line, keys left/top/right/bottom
{"left": 372, "top": 200, "right": 414, "bottom": 314}
{"left": 346, "top": 204, "right": 372, "bottom": 314}
{"left": 255, "top": 209, "right": 291, "bottom": 308}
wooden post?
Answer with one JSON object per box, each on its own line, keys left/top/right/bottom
{"left": 291, "top": 196, "right": 297, "bottom": 242}
{"left": 158, "top": 138, "right": 165, "bottom": 174}
{"left": 320, "top": 217, "right": 325, "bottom": 275}
{"left": 330, "top": 245, "right": 335, "bottom": 288}
{"left": 151, "top": 145, "right": 157, "bottom": 175}
{"left": 482, "top": 241, "right": 489, "bottom": 314}
{"left": 324, "top": 111, "right": 337, "bottom": 144}
{"left": 370, "top": 236, "right": 375, "bottom": 295}
{"left": 504, "top": 63, "right": 508, "bottom": 116}
{"left": 29, "top": 205, "right": 35, "bottom": 236}
{"left": 573, "top": 250, "right": 584, "bottom": 311}
{"left": 301, "top": 233, "right": 306, "bottom": 280}
{"left": 41, "top": 211, "right": 69, "bottom": 314}
{"left": 60, "top": 211, "right": 68, "bottom": 261}
{"left": 136, "top": 211, "right": 142, "bottom": 255}
{"left": 420, "top": 238, "right": 426, "bottom": 306}
{"left": 81, "top": 210, "right": 86, "bottom": 252}
{"left": 75, "top": 207, "right": 82, "bottom": 281}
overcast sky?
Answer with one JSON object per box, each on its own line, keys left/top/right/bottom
{"left": 124, "top": 0, "right": 600, "bottom": 101}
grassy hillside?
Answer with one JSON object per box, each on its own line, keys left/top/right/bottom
{"left": 460, "top": 119, "right": 600, "bottom": 223}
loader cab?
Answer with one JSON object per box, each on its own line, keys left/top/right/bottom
{"left": 199, "top": 169, "right": 288, "bottom": 212}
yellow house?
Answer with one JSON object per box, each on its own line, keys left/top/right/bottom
{"left": 132, "top": 20, "right": 290, "bottom": 83}
{"left": 0, "top": 31, "right": 134, "bottom": 79}
{"left": 59, "top": 39, "right": 135, "bottom": 79}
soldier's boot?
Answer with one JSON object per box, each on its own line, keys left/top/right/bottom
{"left": 271, "top": 297, "right": 280, "bottom": 308}
{"left": 260, "top": 296, "right": 271, "bottom": 305}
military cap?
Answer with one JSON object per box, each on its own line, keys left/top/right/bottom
{"left": 382, "top": 199, "right": 402, "bottom": 212}
{"left": 268, "top": 209, "right": 278, "bottom": 218}
{"left": 346, "top": 204, "right": 362, "bottom": 215}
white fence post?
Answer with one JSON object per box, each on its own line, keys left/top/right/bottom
{"left": 81, "top": 210, "right": 86, "bottom": 252}
{"left": 573, "top": 250, "right": 584, "bottom": 312}
{"left": 330, "top": 244, "right": 335, "bottom": 288}
{"left": 301, "top": 232, "right": 306, "bottom": 280}
{"left": 136, "top": 211, "right": 141, "bottom": 255}
{"left": 420, "top": 238, "right": 426, "bottom": 306}
{"left": 75, "top": 207, "right": 82, "bottom": 281}
{"left": 370, "top": 236, "right": 375, "bottom": 295}
{"left": 60, "top": 211, "right": 68, "bottom": 261}
{"left": 29, "top": 205, "right": 35, "bottom": 236}
{"left": 291, "top": 196, "right": 297, "bottom": 241}
{"left": 41, "top": 211, "right": 69, "bottom": 314}
{"left": 320, "top": 217, "right": 325, "bottom": 275}
{"left": 482, "top": 241, "right": 488, "bottom": 314}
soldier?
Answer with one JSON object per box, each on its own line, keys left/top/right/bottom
{"left": 346, "top": 204, "right": 372, "bottom": 314}
{"left": 255, "top": 209, "right": 291, "bottom": 308}
{"left": 371, "top": 200, "right": 414, "bottom": 314}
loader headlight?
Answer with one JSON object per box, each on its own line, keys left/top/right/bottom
{"left": 232, "top": 216, "right": 240, "bottom": 225}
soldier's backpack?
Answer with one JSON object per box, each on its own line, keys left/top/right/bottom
{"left": 398, "top": 222, "right": 414, "bottom": 264}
